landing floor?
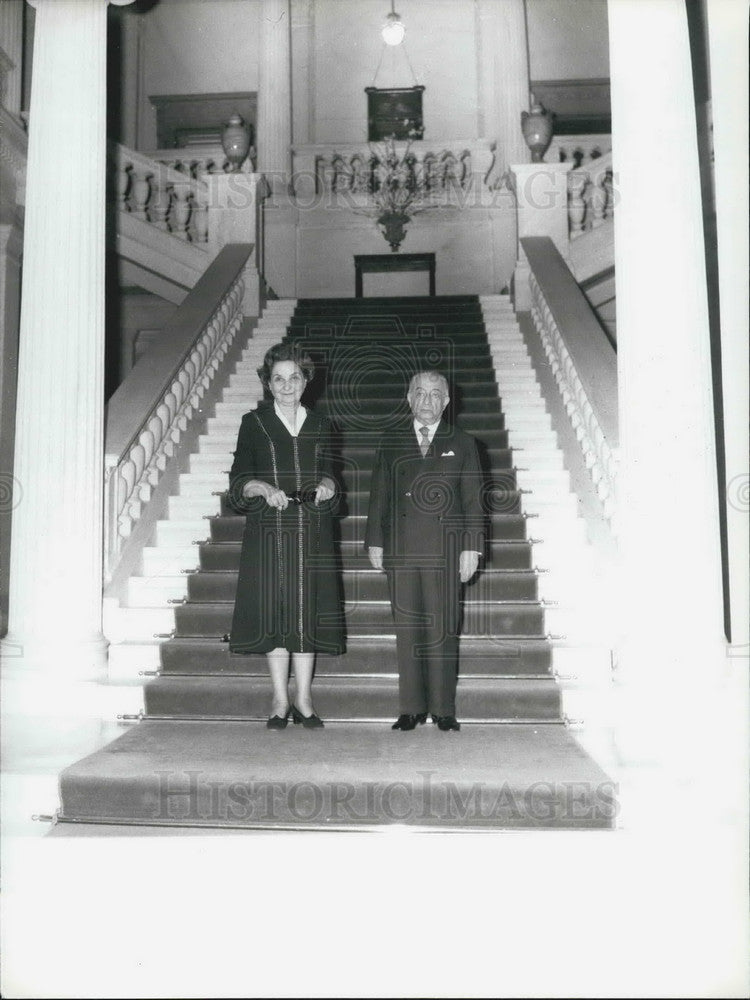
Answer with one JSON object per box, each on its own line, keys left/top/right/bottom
{"left": 55, "top": 720, "right": 615, "bottom": 831}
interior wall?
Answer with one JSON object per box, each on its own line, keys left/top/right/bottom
{"left": 122, "top": 0, "right": 611, "bottom": 150}
{"left": 137, "top": 0, "right": 262, "bottom": 150}
{"left": 291, "top": 201, "right": 517, "bottom": 299}
{"left": 312, "top": 0, "right": 479, "bottom": 143}
{"left": 525, "top": 0, "right": 610, "bottom": 80}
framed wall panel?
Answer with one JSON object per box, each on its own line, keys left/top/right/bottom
{"left": 365, "top": 86, "right": 425, "bottom": 141}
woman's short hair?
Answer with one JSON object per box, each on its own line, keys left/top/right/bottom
{"left": 257, "top": 342, "right": 315, "bottom": 389}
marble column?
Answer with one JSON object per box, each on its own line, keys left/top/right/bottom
{"left": 477, "top": 0, "right": 530, "bottom": 177}
{"left": 0, "top": 0, "right": 24, "bottom": 115}
{"left": 607, "top": 0, "right": 726, "bottom": 769}
{"left": 257, "top": 0, "right": 297, "bottom": 297}
{"left": 291, "top": 0, "right": 314, "bottom": 147}
{"left": 706, "top": 0, "right": 749, "bottom": 655}
{"left": 1, "top": 0, "right": 132, "bottom": 709}
{"left": 258, "top": 0, "right": 293, "bottom": 194}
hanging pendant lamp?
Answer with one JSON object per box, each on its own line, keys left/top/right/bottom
{"left": 381, "top": 0, "right": 405, "bottom": 45}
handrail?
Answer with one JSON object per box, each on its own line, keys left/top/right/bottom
{"left": 103, "top": 243, "right": 252, "bottom": 581}
{"left": 522, "top": 236, "right": 619, "bottom": 524}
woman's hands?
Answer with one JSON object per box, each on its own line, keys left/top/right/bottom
{"left": 265, "top": 488, "right": 290, "bottom": 510}
{"left": 241, "top": 479, "right": 335, "bottom": 509}
{"left": 242, "top": 480, "right": 289, "bottom": 509}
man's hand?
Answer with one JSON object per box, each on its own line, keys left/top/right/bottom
{"left": 368, "top": 546, "right": 384, "bottom": 571}
{"left": 459, "top": 550, "right": 480, "bottom": 583}
{"left": 314, "top": 480, "right": 335, "bottom": 505}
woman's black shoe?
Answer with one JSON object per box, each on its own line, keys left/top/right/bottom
{"left": 266, "top": 709, "right": 290, "bottom": 729}
{"left": 291, "top": 704, "right": 324, "bottom": 729}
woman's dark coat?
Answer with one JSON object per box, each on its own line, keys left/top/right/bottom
{"left": 227, "top": 400, "right": 344, "bottom": 655}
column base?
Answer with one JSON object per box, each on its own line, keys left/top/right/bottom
{"left": 1, "top": 633, "right": 109, "bottom": 683}
{"left": 612, "top": 637, "right": 738, "bottom": 775}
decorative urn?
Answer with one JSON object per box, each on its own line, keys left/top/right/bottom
{"left": 377, "top": 210, "right": 410, "bottom": 253}
{"left": 221, "top": 113, "right": 251, "bottom": 172}
{"left": 521, "top": 96, "right": 554, "bottom": 163}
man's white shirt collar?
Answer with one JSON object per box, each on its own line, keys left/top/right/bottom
{"left": 275, "top": 402, "right": 307, "bottom": 437}
{"left": 413, "top": 417, "right": 441, "bottom": 444}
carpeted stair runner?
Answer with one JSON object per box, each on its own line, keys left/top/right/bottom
{"left": 142, "top": 295, "right": 557, "bottom": 723}
{"left": 58, "top": 294, "right": 615, "bottom": 831}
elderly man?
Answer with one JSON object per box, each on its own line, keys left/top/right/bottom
{"left": 365, "top": 370, "right": 485, "bottom": 731}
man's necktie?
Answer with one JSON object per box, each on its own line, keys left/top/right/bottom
{"left": 419, "top": 425, "right": 430, "bottom": 457}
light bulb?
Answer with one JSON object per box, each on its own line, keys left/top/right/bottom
{"left": 382, "top": 11, "right": 405, "bottom": 45}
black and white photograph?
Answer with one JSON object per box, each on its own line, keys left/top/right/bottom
{"left": 0, "top": 0, "right": 747, "bottom": 997}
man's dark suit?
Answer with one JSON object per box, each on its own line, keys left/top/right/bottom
{"left": 365, "top": 418, "right": 485, "bottom": 717}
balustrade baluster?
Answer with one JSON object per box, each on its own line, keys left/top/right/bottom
{"left": 170, "top": 182, "right": 193, "bottom": 240}
{"left": 192, "top": 187, "right": 209, "bottom": 243}
{"left": 118, "top": 165, "right": 131, "bottom": 212}
{"left": 149, "top": 181, "right": 172, "bottom": 231}
{"left": 131, "top": 169, "right": 152, "bottom": 220}
{"left": 603, "top": 171, "right": 614, "bottom": 220}
{"left": 568, "top": 171, "right": 588, "bottom": 238}
{"left": 459, "top": 150, "right": 471, "bottom": 191}
{"left": 319, "top": 157, "right": 334, "bottom": 195}
{"left": 589, "top": 172, "right": 608, "bottom": 228}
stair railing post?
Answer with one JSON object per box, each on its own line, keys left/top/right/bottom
{"left": 205, "top": 172, "right": 261, "bottom": 317}
{"left": 509, "top": 162, "right": 572, "bottom": 311}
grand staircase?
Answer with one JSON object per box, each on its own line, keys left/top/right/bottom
{"left": 60, "top": 294, "right": 615, "bottom": 831}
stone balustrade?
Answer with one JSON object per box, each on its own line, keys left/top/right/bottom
{"left": 549, "top": 134, "right": 611, "bottom": 167}
{"left": 525, "top": 239, "right": 619, "bottom": 526}
{"left": 145, "top": 143, "right": 256, "bottom": 179}
{"left": 567, "top": 150, "right": 614, "bottom": 239}
{"left": 291, "top": 140, "right": 496, "bottom": 205}
{"left": 113, "top": 142, "right": 210, "bottom": 243}
{"left": 103, "top": 246, "right": 250, "bottom": 582}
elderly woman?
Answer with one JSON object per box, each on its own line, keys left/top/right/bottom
{"left": 227, "top": 342, "right": 343, "bottom": 729}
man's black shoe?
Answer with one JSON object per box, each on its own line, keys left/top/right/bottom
{"left": 433, "top": 715, "right": 461, "bottom": 731}
{"left": 392, "top": 713, "right": 428, "bottom": 731}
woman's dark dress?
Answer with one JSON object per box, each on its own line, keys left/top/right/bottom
{"left": 227, "top": 400, "right": 344, "bottom": 655}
